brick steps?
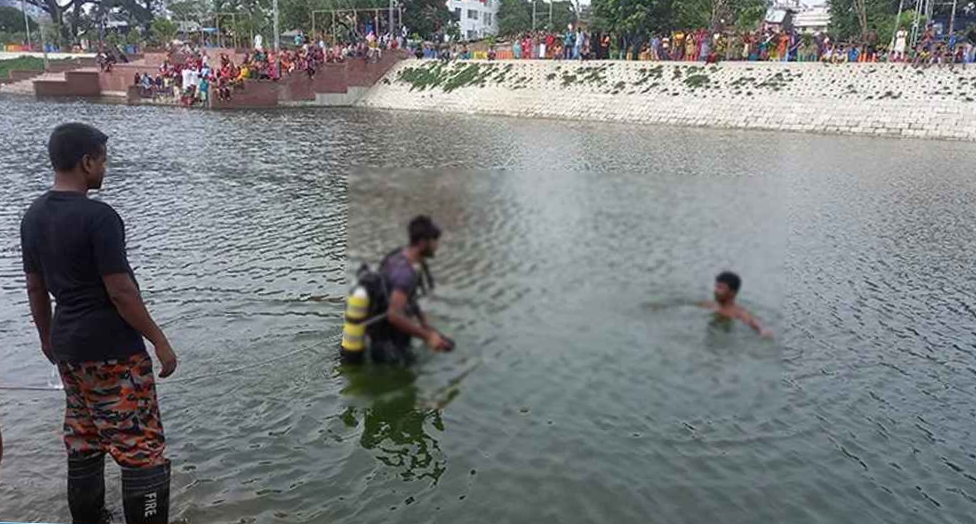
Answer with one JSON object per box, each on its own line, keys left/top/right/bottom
{"left": 0, "top": 71, "right": 65, "bottom": 95}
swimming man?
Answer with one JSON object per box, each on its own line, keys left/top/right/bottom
{"left": 698, "top": 271, "right": 773, "bottom": 338}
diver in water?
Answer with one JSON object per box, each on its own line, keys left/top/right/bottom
{"left": 698, "top": 271, "right": 773, "bottom": 338}
{"left": 364, "top": 215, "right": 454, "bottom": 365}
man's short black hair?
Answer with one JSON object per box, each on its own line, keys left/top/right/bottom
{"left": 408, "top": 215, "right": 441, "bottom": 245}
{"left": 716, "top": 271, "right": 741, "bottom": 293}
{"left": 48, "top": 123, "right": 109, "bottom": 172}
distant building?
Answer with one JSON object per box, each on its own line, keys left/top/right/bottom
{"left": 447, "top": 0, "right": 499, "bottom": 40}
{"left": 764, "top": 2, "right": 798, "bottom": 33}
{"left": 793, "top": 6, "right": 830, "bottom": 34}
{"left": 765, "top": 1, "right": 829, "bottom": 34}
{"left": 0, "top": 0, "right": 51, "bottom": 23}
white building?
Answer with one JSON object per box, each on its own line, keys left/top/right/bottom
{"left": 793, "top": 5, "right": 830, "bottom": 34}
{"left": 447, "top": 0, "right": 499, "bottom": 41}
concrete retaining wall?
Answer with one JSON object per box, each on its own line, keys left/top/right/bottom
{"left": 8, "top": 70, "right": 42, "bottom": 82}
{"left": 211, "top": 79, "right": 280, "bottom": 109}
{"left": 34, "top": 71, "right": 101, "bottom": 97}
{"left": 360, "top": 60, "right": 976, "bottom": 141}
{"left": 98, "top": 64, "right": 161, "bottom": 94}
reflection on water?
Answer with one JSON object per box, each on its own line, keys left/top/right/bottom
{"left": 339, "top": 365, "right": 448, "bottom": 485}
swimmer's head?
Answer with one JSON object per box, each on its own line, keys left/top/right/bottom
{"left": 409, "top": 215, "right": 441, "bottom": 259}
{"left": 714, "top": 271, "right": 741, "bottom": 304}
{"left": 49, "top": 123, "right": 108, "bottom": 190}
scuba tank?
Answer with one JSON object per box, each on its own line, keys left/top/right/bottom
{"left": 339, "top": 247, "right": 449, "bottom": 363}
{"left": 339, "top": 286, "right": 370, "bottom": 364}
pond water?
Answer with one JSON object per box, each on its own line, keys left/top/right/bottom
{"left": 1, "top": 97, "right": 974, "bottom": 524}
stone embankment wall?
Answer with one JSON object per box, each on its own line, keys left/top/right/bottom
{"left": 360, "top": 59, "right": 976, "bottom": 141}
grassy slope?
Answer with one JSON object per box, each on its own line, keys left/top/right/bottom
{"left": 0, "top": 56, "right": 52, "bottom": 80}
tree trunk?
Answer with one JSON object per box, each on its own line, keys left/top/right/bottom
{"left": 144, "top": 0, "right": 153, "bottom": 32}
{"left": 70, "top": 1, "right": 82, "bottom": 43}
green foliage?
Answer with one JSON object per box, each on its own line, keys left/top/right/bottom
{"left": 126, "top": 27, "right": 142, "bottom": 45}
{"left": 498, "top": 0, "right": 576, "bottom": 36}
{"left": 167, "top": 0, "right": 209, "bottom": 21}
{"left": 593, "top": 0, "right": 764, "bottom": 37}
{"left": 498, "top": 0, "right": 531, "bottom": 36}
{"left": 591, "top": 0, "right": 673, "bottom": 38}
{"left": 151, "top": 17, "right": 177, "bottom": 44}
{"left": 0, "top": 56, "right": 45, "bottom": 79}
{"left": 401, "top": 0, "right": 453, "bottom": 38}
{"left": 0, "top": 6, "right": 38, "bottom": 33}
{"left": 675, "top": 0, "right": 766, "bottom": 30}
{"left": 828, "top": 0, "right": 902, "bottom": 41}
{"left": 398, "top": 62, "right": 514, "bottom": 92}
{"left": 445, "top": 20, "right": 460, "bottom": 41}
{"left": 876, "top": 10, "right": 923, "bottom": 45}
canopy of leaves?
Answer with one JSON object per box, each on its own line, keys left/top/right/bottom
{"left": 151, "top": 16, "right": 176, "bottom": 42}
{"left": 498, "top": 0, "right": 577, "bottom": 35}
{"left": 592, "top": 0, "right": 765, "bottom": 36}
{"left": 828, "top": 0, "right": 908, "bottom": 41}
{"left": 591, "top": 0, "right": 673, "bottom": 36}
{"left": 401, "top": 0, "right": 453, "bottom": 38}
{"left": 0, "top": 6, "right": 39, "bottom": 33}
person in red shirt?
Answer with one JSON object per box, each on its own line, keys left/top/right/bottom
{"left": 545, "top": 33, "right": 556, "bottom": 59}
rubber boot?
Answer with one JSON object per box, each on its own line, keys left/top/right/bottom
{"left": 121, "top": 460, "right": 170, "bottom": 524}
{"left": 68, "top": 453, "right": 110, "bottom": 524}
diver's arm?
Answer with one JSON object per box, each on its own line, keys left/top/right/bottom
{"left": 388, "top": 290, "right": 435, "bottom": 338}
{"left": 418, "top": 310, "right": 432, "bottom": 330}
{"left": 388, "top": 291, "right": 451, "bottom": 351}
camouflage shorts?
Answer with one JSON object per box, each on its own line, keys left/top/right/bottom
{"left": 58, "top": 353, "right": 166, "bottom": 468}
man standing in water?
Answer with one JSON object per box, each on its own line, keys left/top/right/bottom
{"left": 698, "top": 271, "right": 774, "bottom": 338}
{"left": 369, "top": 215, "right": 454, "bottom": 364}
{"left": 20, "top": 123, "right": 177, "bottom": 524}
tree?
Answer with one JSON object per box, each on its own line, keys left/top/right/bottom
{"left": 675, "top": 0, "right": 765, "bottom": 30}
{"left": 0, "top": 6, "right": 39, "bottom": 33}
{"left": 167, "top": 0, "right": 208, "bottom": 20}
{"left": 592, "top": 0, "right": 673, "bottom": 38}
{"left": 401, "top": 0, "right": 453, "bottom": 39}
{"left": 828, "top": 0, "right": 901, "bottom": 41}
{"left": 498, "top": 0, "right": 532, "bottom": 36}
{"left": 151, "top": 16, "right": 176, "bottom": 43}
{"left": 545, "top": 1, "right": 577, "bottom": 31}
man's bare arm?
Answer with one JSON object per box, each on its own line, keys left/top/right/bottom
{"left": 25, "top": 272, "right": 54, "bottom": 364}
{"left": 388, "top": 291, "right": 451, "bottom": 350}
{"left": 388, "top": 290, "right": 435, "bottom": 340}
{"left": 418, "top": 310, "right": 432, "bottom": 330}
{"left": 102, "top": 273, "right": 178, "bottom": 377}
{"left": 739, "top": 310, "right": 773, "bottom": 338}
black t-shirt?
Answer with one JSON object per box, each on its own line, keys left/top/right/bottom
{"left": 20, "top": 191, "right": 146, "bottom": 362}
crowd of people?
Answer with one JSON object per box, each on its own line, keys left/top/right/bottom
{"left": 441, "top": 22, "right": 976, "bottom": 67}
{"left": 131, "top": 30, "right": 406, "bottom": 107}
{"left": 134, "top": 46, "right": 262, "bottom": 106}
